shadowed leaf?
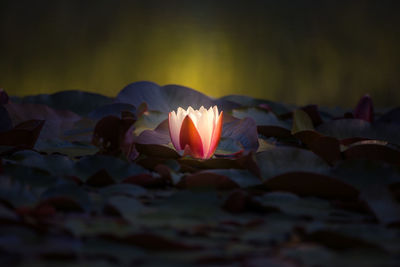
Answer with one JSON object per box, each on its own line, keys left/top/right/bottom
{"left": 262, "top": 172, "right": 359, "bottom": 199}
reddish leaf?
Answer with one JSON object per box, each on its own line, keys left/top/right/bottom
{"left": 353, "top": 94, "right": 374, "bottom": 122}
{"left": 257, "top": 125, "right": 292, "bottom": 138}
{"left": 154, "top": 164, "right": 173, "bottom": 181}
{"left": 293, "top": 130, "right": 322, "bottom": 147}
{"left": 64, "top": 176, "right": 83, "bottom": 185}
{"left": 222, "top": 190, "right": 279, "bottom": 214}
{"left": 178, "top": 152, "right": 260, "bottom": 178}
{"left": 222, "top": 190, "right": 247, "bottom": 213}
{"left": 137, "top": 157, "right": 171, "bottom": 171}
{"left": 0, "top": 120, "right": 44, "bottom": 148}
{"left": 86, "top": 169, "right": 116, "bottom": 187}
{"left": 16, "top": 204, "right": 56, "bottom": 218}
{"left": 340, "top": 137, "right": 371, "bottom": 146}
{"left": 263, "top": 172, "right": 359, "bottom": 199}
{"left": 308, "top": 136, "right": 342, "bottom": 165}
{"left": 38, "top": 197, "right": 84, "bottom": 212}
{"left": 101, "top": 233, "right": 201, "bottom": 251}
{"left": 236, "top": 152, "right": 262, "bottom": 178}
{"left": 123, "top": 174, "right": 167, "bottom": 188}
{"left": 301, "top": 230, "right": 382, "bottom": 251}
{"left": 135, "top": 143, "right": 180, "bottom": 159}
{"left": 343, "top": 143, "right": 400, "bottom": 166}
{"left": 293, "top": 130, "right": 341, "bottom": 165}
{"left": 177, "top": 172, "right": 239, "bottom": 190}
{"left": 92, "top": 115, "right": 136, "bottom": 158}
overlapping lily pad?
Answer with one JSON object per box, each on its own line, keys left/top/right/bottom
{"left": 1, "top": 84, "right": 400, "bottom": 266}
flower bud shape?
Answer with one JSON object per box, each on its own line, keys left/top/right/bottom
{"left": 168, "top": 106, "right": 223, "bottom": 159}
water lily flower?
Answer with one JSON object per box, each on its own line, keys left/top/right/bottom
{"left": 169, "top": 106, "right": 223, "bottom": 159}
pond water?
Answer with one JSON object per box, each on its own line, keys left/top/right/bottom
{"left": 1, "top": 0, "right": 399, "bottom": 107}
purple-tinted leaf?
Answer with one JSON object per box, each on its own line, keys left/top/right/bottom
{"left": 257, "top": 146, "right": 331, "bottom": 180}
{"left": 115, "top": 81, "right": 215, "bottom": 113}
{"left": 4, "top": 102, "right": 81, "bottom": 139}
{"left": 134, "top": 119, "right": 170, "bottom": 145}
{"left": 353, "top": 94, "right": 374, "bottom": 122}
{"left": 331, "top": 160, "right": 400, "bottom": 225}
{"left": 88, "top": 103, "right": 136, "bottom": 120}
{"left": 317, "top": 119, "right": 400, "bottom": 146}
{"left": 0, "top": 106, "right": 12, "bottom": 131}
{"left": 75, "top": 154, "right": 149, "bottom": 182}
{"left": 222, "top": 117, "right": 259, "bottom": 153}
{"left": 92, "top": 115, "right": 135, "bottom": 158}
{"left": 12, "top": 90, "right": 113, "bottom": 116}
{"left": 219, "top": 95, "right": 292, "bottom": 115}
{"left": 232, "top": 107, "right": 290, "bottom": 129}
{"left": 0, "top": 88, "right": 9, "bottom": 104}
{"left": 214, "top": 137, "right": 244, "bottom": 157}
{"left": 377, "top": 107, "right": 400, "bottom": 125}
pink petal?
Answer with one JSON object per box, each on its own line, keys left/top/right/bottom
{"left": 179, "top": 115, "right": 204, "bottom": 158}
{"left": 206, "top": 111, "right": 223, "bottom": 158}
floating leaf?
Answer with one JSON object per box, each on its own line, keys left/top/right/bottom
{"left": 353, "top": 94, "right": 374, "bottom": 122}
{"left": 292, "top": 109, "right": 314, "bottom": 134}
{"left": 0, "top": 106, "right": 12, "bottom": 131}
{"left": 256, "top": 146, "right": 331, "bottom": 179}
{"left": 0, "top": 120, "right": 44, "bottom": 148}
{"left": 115, "top": 81, "right": 214, "bottom": 112}
{"left": 176, "top": 171, "right": 239, "bottom": 190}
{"left": 13, "top": 90, "right": 113, "bottom": 116}
{"left": 262, "top": 172, "right": 359, "bottom": 199}
{"left": 4, "top": 102, "right": 81, "bottom": 139}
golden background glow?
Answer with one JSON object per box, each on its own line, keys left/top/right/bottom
{"left": 0, "top": 1, "right": 399, "bottom": 107}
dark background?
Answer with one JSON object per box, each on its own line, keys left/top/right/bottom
{"left": 1, "top": 0, "right": 399, "bottom": 107}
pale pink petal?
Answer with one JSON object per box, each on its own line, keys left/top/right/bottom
{"left": 168, "top": 111, "right": 182, "bottom": 150}
{"left": 206, "top": 110, "right": 223, "bottom": 158}
{"left": 195, "top": 106, "right": 213, "bottom": 155}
